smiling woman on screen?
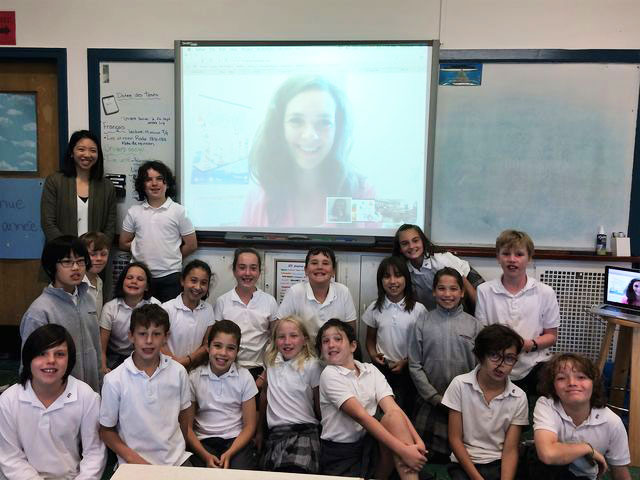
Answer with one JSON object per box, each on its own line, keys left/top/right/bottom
{"left": 242, "top": 76, "right": 373, "bottom": 228}
{"left": 620, "top": 278, "right": 640, "bottom": 306}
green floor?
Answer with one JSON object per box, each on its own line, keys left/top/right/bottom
{"left": 422, "top": 462, "right": 640, "bottom": 480}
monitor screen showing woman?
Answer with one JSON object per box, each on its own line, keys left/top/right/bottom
{"left": 177, "top": 41, "right": 434, "bottom": 236}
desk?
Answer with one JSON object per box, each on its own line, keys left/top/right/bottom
{"left": 111, "top": 464, "right": 362, "bottom": 480}
{"left": 596, "top": 314, "right": 640, "bottom": 466}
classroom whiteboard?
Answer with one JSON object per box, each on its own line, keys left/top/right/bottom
{"left": 431, "top": 62, "right": 640, "bottom": 250}
{"left": 97, "top": 60, "right": 175, "bottom": 230}
{"left": 88, "top": 50, "right": 640, "bottom": 251}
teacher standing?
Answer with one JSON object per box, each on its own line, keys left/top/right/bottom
{"left": 41, "top": 130, "right": 117, "bottom": 245}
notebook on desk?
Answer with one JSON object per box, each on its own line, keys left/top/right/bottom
{"left": 592, "top": 265, "right": 640, "bottom": 322}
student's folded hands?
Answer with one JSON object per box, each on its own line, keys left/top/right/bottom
{"left": 401, "top": 443, "right": 428, "bottom": 472}
{"left": 390, "top": 358, "right": 407, "bottom": 373}
{"left": 204, "top": 452, "right": 221, "bottom": 468}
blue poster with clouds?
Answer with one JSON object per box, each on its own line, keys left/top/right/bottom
{"left": 0, "top": 93, "right": 38, "bottom": 172}
{"left": 0, "top": 178, "right": 45, "bottom": 259}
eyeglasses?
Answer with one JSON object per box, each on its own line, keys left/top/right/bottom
{"left": 58, "top": 258, "right": 86, "bottom": 268}
{"left": 488, "top": 352, "right": 518, "bottom": 366}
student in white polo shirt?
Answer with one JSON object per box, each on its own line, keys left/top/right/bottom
{"left": 475, "top": 230, "right": 560, "bottom": 396}
{"left": 317, "top": 319, "right": 426, "bottom": 479}
{"left": 99, "top": 261, "right": 160, "bottom": 373}
{"left": 214, "top": 248, "right": 278, "bottom": 384}
{"left": 186, "top": 320, "right": 259, "bottom": 470}
{"left": 277, "top": 247, "right": 357, "bottom": 341}
{"left": 119, "top": 161, "right": 197, "bottom": 303}
{"left": 80, "top": 231, "right": 110, "bottom": 321}
{"left": 163, "top": 260, "right": 214, "bottom": 371}
{"left": 442, "top": 324, "right": 529, "bottom": 480}
{"left": 258, "top": 315, "right": 323, "bottom": 473}
{"left": 0, "top": 324, "right": 106, "bottom": 480}
{"left": 363, "top": 256, "right": 427, "bottom": 415}
{"left": 532, "top": 353, "right": 631, "bottom": 480}
{"left": 99, "top": 304, "right": 192, "bottom": 467}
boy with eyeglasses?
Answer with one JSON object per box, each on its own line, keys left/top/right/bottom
{"left": 20, "top": 235, "right": 102, "bottom": 391}
{"left": 442, "top": 324, "right": 529, "bottom": 480}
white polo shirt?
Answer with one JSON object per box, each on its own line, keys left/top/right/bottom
{"left": 320, "top": 361, "right": 393, "bottom": 443}
{"left": 214, "top": 288, "right": 278, "bottom": 368}
{"left": 0, "top": 376, "right": 106, "bottom": 480}
{"left": 408, "top": 253, "right": 471, "bottom": 310}
{"left": 163, "top": 294, "right": 214, "bottom": 357}
{"left": 121, "top": 198, "right": 195, "bottom": 278}
{"left": 533, "top": 396, "right": 630, "bottom": 479}
{"left": 277, "top": 281, "right": 357, "bottom": 340}
{"left": 442, "top": 365, "right": 529, "bottom": 464}
{"left": 99, "top": 354, "right": 192, "bottom": 466}
{"left": 83, "top": 274, "right": 104, "bottom": 321}
{"left": 475, "top": 277, "right": 561, "bottom": 380}
{"left": 189, "top": 363, "right": 258, "bottom": 440}
{"left": 362, "top": 298, "right": 426, "bottom": 363}
{"left": 99, "top": 297, "right": 161, "bottom": 355}
{"left": 266, "top": 355, "right": 322, "bottom": 428}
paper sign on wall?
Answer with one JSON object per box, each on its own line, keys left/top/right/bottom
{"left": 0, "top": 11, "right": 16, "bottom": 45}
{"left": 275, "top": 260, "right": 306, "bottom": 303}
{"left": 0, "top": 178, "right": 45, "bottom": 259}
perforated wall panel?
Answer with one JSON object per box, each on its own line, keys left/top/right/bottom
{"left": 111, "top": 251, "right": 132, "bottom": 289}
{"left": 538, "top": 268, "right": 615, "bottom": 362}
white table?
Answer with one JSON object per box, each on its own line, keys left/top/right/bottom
{"left": 111, "top": 464, "right": 362, "bottom": 480}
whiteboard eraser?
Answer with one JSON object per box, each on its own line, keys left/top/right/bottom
{"left": 612, "top": 237, "right": 631, "bottom": 257}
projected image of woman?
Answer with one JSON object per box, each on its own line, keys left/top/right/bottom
{"left": 242, "top": 76, "right": 373, "bottom": 227}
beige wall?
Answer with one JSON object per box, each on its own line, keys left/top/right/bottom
{"left": 5, "top": 0, "right": 439, "bottom": 130}
{"left": 439, "top": 0, "right": 640, "bottom": 49}
{"left": 6, "top": 0, "right": 640, "bottom": 131}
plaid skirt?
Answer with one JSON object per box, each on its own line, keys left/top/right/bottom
{"left": 376, "top": 362, "right": 417, "bottom": 415}
{"left": 320, "top": 434, "right": 378, "bottom": 479}
{"left": 413, "top": 396, "right": 450, "bottom": 458}
{"left": 260, "top": 423, "right": 320, "bottom": 473}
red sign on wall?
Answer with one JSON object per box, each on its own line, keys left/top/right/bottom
{"left": 0, "top": 11, "right": 16, "bottom": 45}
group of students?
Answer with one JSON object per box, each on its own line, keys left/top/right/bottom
{"left": 0, "top": 151, "right": 632, "bottom": 480}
